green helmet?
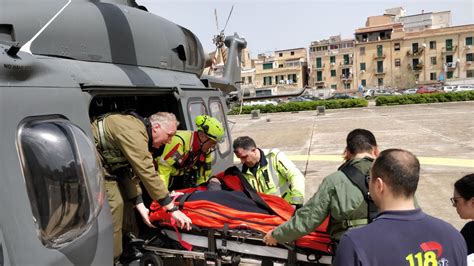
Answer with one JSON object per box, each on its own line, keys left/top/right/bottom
{"left": 195, "top": 115, "right": 225, "bottom": 143}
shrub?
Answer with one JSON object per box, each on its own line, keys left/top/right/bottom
{"left": 375, "top": 91, "right": 474, "bottom": 106}
{"left": 228, "top": 99, "right": 368, "bottom": 115}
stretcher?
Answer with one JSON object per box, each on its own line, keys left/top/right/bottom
{"left": 142, "top": 167, "right": 333, "bottom": 265}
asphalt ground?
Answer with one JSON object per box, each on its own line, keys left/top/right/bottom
{"left": 228, "top": 101, "right": 474, "bottom": 230}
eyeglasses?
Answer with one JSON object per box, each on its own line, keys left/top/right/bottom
{"left": 450, "top": 196, "right": 462, "bottom": 205}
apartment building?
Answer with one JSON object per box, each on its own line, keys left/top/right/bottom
{"left": 354, "top": 16, "right": 474, "bottom": 90}
{"left": 308, "top": 35, "right": 355, "bottom": 90}
{"left": 254, "top": 48, "right": 308, "bottom": 89}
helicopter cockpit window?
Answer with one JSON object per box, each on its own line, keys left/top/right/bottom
{"left": 17, "top": 117, "right": 104, "bottom": 248}
{"left": 188, "top": 100, "right": 207, "bottom": 130}
{"left": 209, "top": 99, "right": 230, "bottom": 156}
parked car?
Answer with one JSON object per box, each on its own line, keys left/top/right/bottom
{"left": 402, "top": 88, "right": 418, "bottom": 94}
{"left": 288, "top": 96, "right": 311, "bottom": 102}
{"left": 364, "top": 88, "right": 399, "bottom": 98}
{"left": 244, "top": 100, "right": 278, "bottom": 106}
{"left": 416, "top": 86, "right": 442, "bottom": 94}
{"left": 442, "top": 85, "right": 457, "bottom": 93}
{"left": 301, "top": 95, "right": 323, "bottom": 101}
{"left": 327, "top": 93, "right": 354, "bottom": 100}
{"left": 453, "top": 85, "right": 474, "bottom": 92}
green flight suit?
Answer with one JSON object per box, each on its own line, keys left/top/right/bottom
{"left": 241, "top": 149, "right": 305, "bottom": 205}
{"left": 92, "top": 113, "right": 172, "bottom": 260}
{"left": 156, "top": 130, "right": 213, "bottom": 188}
{"left": 272, "top": 157, "right": 372, "bottom": 244}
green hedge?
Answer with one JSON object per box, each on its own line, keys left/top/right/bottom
{"left": 375, "top": 91, "right": 474, "bottom": 106}
{"left": 228, "top": 99, "right": 368, "bottom": 115}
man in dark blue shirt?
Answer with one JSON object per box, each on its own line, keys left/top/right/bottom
{"left": 334, "top": 149, "right": 467, "bottom": 266}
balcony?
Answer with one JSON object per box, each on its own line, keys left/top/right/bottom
{"left": 315, "top": 63, "right": 325, "bottom": 70}
{"left": 340, "top": 74, "right": 353, "bottom": 81}
{"left": 442, "top": 45, "right": 458, "bottom": 54}
{"left": 407, "top": 47, "right": 424, "bottom": 57}
{"left": 445, "top": 62, "right": 458, "bottom": 69}
{"left": 373, "top": 54, "right": 386, "bottom": 60}
{"left": 413, "top": 62, "right": 424, "bottom": 71}
{"left": 340, "top": 60, "right": 354, "bottom": 66}
{"left": 374, "top": 69, "right": 385, "bottom": 75}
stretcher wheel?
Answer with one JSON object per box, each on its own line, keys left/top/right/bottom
{"left": 139, "top": 252, "right": 163, "bottom": 266}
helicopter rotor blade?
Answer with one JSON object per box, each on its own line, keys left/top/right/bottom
{"left": 214, "top": 8, "right": 220, "bottom": 32}
{"left": 222, "top": 5, "right": 234, "bottom": 33}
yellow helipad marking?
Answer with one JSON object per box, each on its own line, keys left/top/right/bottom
{"left": 234, "top": 155, "right": 474, "bottom": 168}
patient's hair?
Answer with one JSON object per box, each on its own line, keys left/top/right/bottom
{"left": 149, "top": 112, "right": 179, "bottom": 128}
{"left": 233, "top": 136, "right": 257, "bottom": 151}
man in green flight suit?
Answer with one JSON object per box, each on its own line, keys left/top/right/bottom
{"left": 92, "top": 111, "right": 192, "bottom": 262}
{"left": 263, "top": 129, "right": 379, "bottom": 247}
{"left": 156, "top": 115, "right": 225, "bottom": 190}
{"left": 233, "top": 136, "right": 305, "bottom": 207}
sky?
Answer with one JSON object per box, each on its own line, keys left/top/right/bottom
{"left": 141, "top": 0, "right": 474, "bottom": 57}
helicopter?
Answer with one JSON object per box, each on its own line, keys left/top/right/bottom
{"left": 0, "top": 0, "right": 246, "bottom": 264}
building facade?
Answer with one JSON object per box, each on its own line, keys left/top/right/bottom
{"left": 253, "top": 48, "right": 308, "bottom": 89}
{"left": 308, "top": 35, "right": 355, "bottom": 91}
{"left": 354, "top": 22, "right": 474, "bottom": 90}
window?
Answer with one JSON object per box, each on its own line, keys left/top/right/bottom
{"left": 241, "top": 77, "right": 245, "bottom": 83}
{"left": 290, "top": 51, "right": 295, "bottom": 56}
{"left": 331, "top": 84, "right": 337, "bottom": 89}
{"left": 360, "top": 47, "right": 365, "bottom": 55}
{"left": 377, "top": 45, "right": 383, "bottom": 57}
{"left": 331, "top": 70, "right": 336, "bottom": 77}
{"left": 378, "top": 78, "right": 383, "bottom": 86}
{"left": 446, "top": 39, "right": 453, "bottom": 51}
{"left": 278, "top": 64, "right": 283, "bottom": 68}
{"left": 209, "top": 100, "right": 230, "bottom": 156}
{"left": 361, "top": 79, "right": 366, "bottom": 87}
{"left": 466, "top": 37, "right": 473, "bottom": 46}
{"left": 316, "top": 58, "right": 322, "bottom": 68}
{"left": 279, "top": 53, "right": 283, "bottom": 57}
{"left": 287, "top": 74, "right": 297, "bottom": 83}
{"left": 18, "top": 118, "right": 104, "bottom": 248}
{"left": 344, "top": 83, "right": 351, "bottom": 89}
{"left": 430, "top": 41, "right": 436, "bottom": 49}
{"left": 430, "top": 72, "right": 437, "bottom": 81}
{"left": 377, "top": 61, "right": 383, "bottom": 73}
{"left": 412, "top": 43, "right": 419, "bottom": 53}
{"left": 360, "top": 63, "right": 366, "bottom": 71}
{"left": 343, "top": 54, "right": 350, "bottom": 65}
{"left": 394, "top": 43, "right": 400, "bottom": 51}
{"left": 263, "top": 63, "right": 273, "bottom": 70}
{"left": 447, "top": 71, "right": 453, "bottom": 79}
{"left": 316, "top": 71, "right": 322, "bottom": 82}
{"left": 467, "top": 53, "right": 473, "bottom": 62}
{"left": 330, "top": 56, "right": 336, "bottom": 64}
{"left": 467, "top": 70, "right": 474, "bottom": 78}
{"left": 431, "top": 56, "right": 437, "bottom": 65}
{"left": 263, "top": 76, "right": 272, "bottom": 85}
{"left": 248, "top": 76, "right": 252, "bottom": 84}
{"left": 395, "top": 59, "right": 401, "bottom": 67}
{"left": 189, "top": 101, "right": 207, "bottom": 123}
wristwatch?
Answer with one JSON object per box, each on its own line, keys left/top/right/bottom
{"left": 166, "top": 206, "right": 179, "bottom": 213}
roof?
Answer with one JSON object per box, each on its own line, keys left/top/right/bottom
{"left": 355, "top": 23, "right": 402, "bottom": 34}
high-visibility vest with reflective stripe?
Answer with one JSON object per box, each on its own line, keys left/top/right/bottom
{"left": 156, "top": 130, "right": 212, "bottom": 188}
{"left": 241, "top": 149, "right": 305, "bottom": 205}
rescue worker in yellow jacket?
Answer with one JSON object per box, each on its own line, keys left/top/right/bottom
{"left": 233, "top": 136, "right": 305, "bottom": 206}
{"left": 91, "top": 111, "right": 192, "bottom": 261}
{"left": 157, "top": 115, "right": 225, "bottom": 190}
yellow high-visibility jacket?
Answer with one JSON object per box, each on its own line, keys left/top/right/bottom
{"left": 156, "top": 130, "right": 212, "bottom": 188}
{"left": 241, "top": 148, "right": 305, "bottom": 205}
